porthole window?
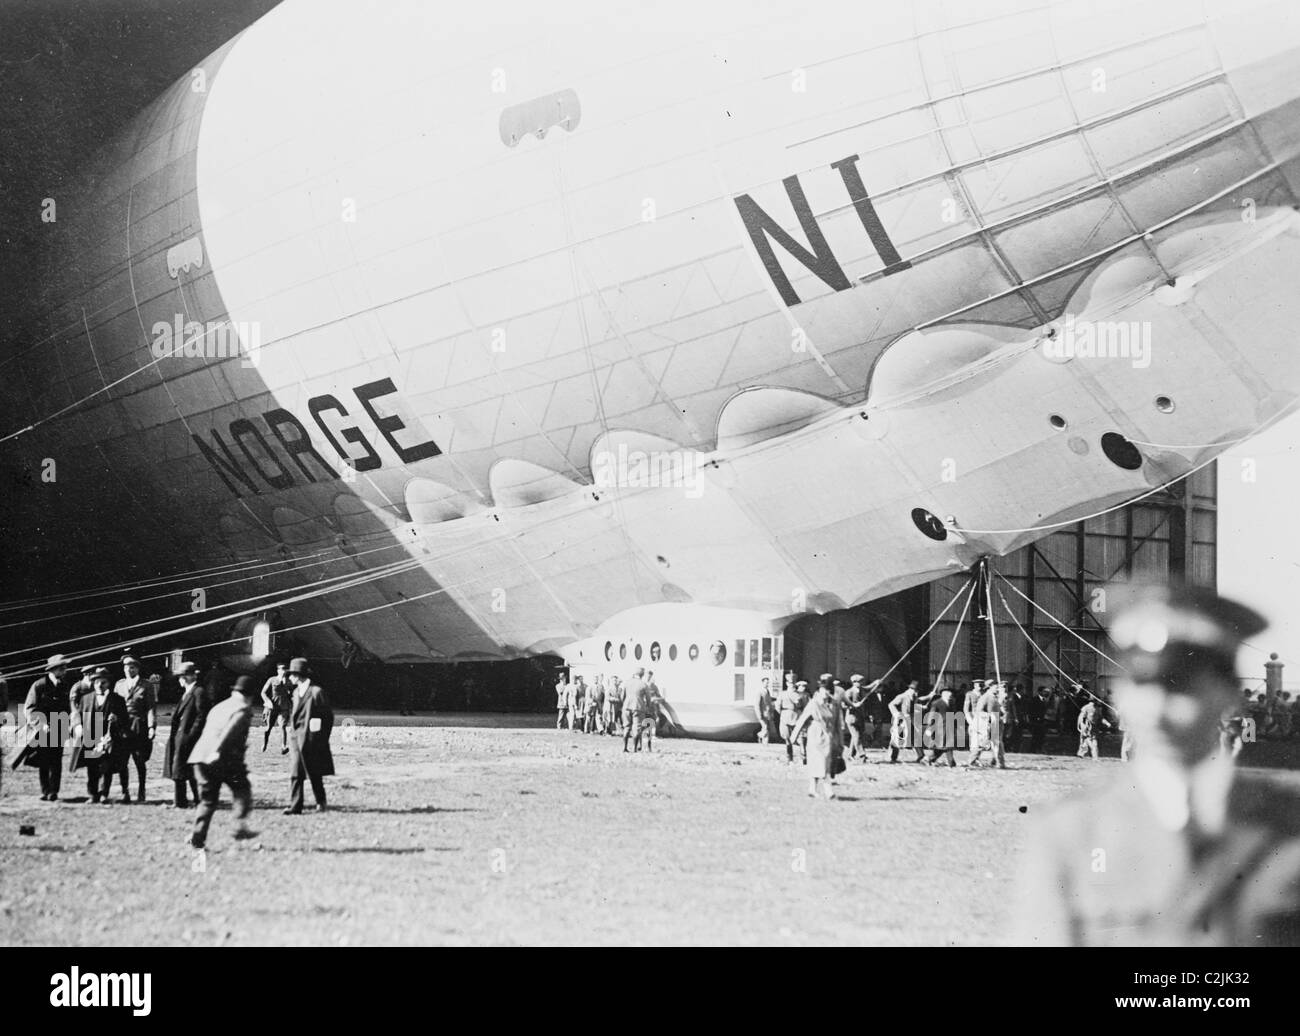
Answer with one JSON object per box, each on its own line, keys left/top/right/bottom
{"left": 668, "top": 644, "right": 678, "bottom": 661}
{"left": 688, "top": 644, "right": 699, "bottom": 662}
{"left": 1155, "top": 395, "right": 1175, "bottom": 414}
{"left": 1049, "top": 414, "right": 1066, "bottom": 429}
{"left": 709, "top": 640, "right": 726, "bottom": 666}
{"left": 619, "top": 643, "right": 627, "bottom": 661}
{"left": 911, "top": 507, "right": 947, "bottom": 542}
{"left": 1101, "top": 431, "right": 1143, "bottom": 471}
{"left": 604, "top": 640, "right": 613, "bottom": 662}
{"left": 650, "top": 642, "right": 661, "bottom": 662}
{"left": 634, "top": 643, "right": 643, "bottom": 661}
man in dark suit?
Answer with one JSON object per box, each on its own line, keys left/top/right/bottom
{"left": 284, "top": 657, "right": 334, "bottom": 815}
{"left": 1015, "top": 582, "right": 1300, "bottom": 946}
{"left": 20, "top": 655, "right": 73, "bottom": 800}
{"left": 163, "top": 662, "right": 209, "bottom": 808}
{"left": 69, "top": 668, "right": 130, "bottom": 804}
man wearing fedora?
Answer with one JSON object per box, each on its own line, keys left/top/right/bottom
{"left": 284, "top": 657, "right": 335, "bottom": 814}
{"left": 163, "top": 662, "right": 209, "bottom": 808}
{"left": 1015, "top": 582, "right": 1300, "bottom": 946}
{"left": 19, "top": 655, "right": 73, "bottom": 800}
{"left": 114, "top": 655, "right": 157, "bottom": 804}
{"left": 69, "top": 667, "right": 130, "bottom": 804}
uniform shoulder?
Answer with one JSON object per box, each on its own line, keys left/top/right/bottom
{"left": 1233, "top": 773, "right": 1300, "bottom": 837}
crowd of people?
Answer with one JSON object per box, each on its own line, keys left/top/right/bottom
{"left": 2, "top": 654, "right": 337, "bottom": 849}
{"left": 6, "top": 647, "right": 1295, "bottom": 834}
{"left": 747, "top": 667, "right": 1297, "bottom": 793}
{"left": 553, "top": 667, "right": 664, "bottom": 752}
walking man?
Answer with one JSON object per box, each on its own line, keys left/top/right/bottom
{"left": 775, "top": 678, "right": 806, "bottom": 764}
{"left": 284, "top": 657, "right": 335, "bottom": 815}
{"left": 188, "top": 676, "right": 257, "bottom": 849}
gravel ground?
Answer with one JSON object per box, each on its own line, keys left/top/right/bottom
{"left": 3, "top": 714, "right": 1297, "bottom": 946}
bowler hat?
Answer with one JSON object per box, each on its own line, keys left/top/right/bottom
{"left": 231, "top": 675, "right": 255, "bottom": 696}
{"left": 288, "top": 657, "right": 311, "bottom": 676}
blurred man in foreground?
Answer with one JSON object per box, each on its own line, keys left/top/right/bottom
{"left": 1015, "top": 583, "right": 1300, "bottom": 946}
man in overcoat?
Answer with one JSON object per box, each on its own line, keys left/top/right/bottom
{"left": 163, "top": 662, "right": 209, "bottom": 808}
{"left": 284, "top": 657, "right": 334, "bottom": 815}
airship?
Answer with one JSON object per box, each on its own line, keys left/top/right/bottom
{"left": 4, "top": 0, "right": 1299, "bottom": 736}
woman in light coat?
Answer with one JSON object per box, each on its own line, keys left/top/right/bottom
{"left": 790, "top": 674, "right": 844, "bottom": 799}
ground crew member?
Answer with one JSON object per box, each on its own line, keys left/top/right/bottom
{"left": 967, "top": 682, "right": 1009, "bottom": 768}
{"left": 605, "top": 676, "right": 624, "bottom": 734}
{"left": 778, "top": 679, "right": 809, "bottom": 764}
{"left": 555, "top": 673, "right": 570, "bottom": 730}
{"left": 622, "top": 668, "right": 649, "bottom": 752}
{"left": 1076, "top": 696, "right": 1105, "bottom": 759}
{"left": 755, "top": 677, "right": 774, "bottom": 744}
{"left": 887, "top": 681, "right": 925, "bottom": 763}
{"left": 284, "top": 657, "right": 335, "bottom": 814}
{"left": 844, "top": 674, "right": 869, "bottom": 759}
{"left": 188, "top": 675, "right": 257, "bottom": 849}
{"left": 1015, "top": 582, "right": 1300, "bottom": 946}
{"left": 924, "top": 688, "right": 958, "bottom": 767}
{"left": 585, "top": 676, "right": 604, "bottom": 734}
{"left": 643, "top": 672, "right": 662, "bottom": 752}
{"left": 114, "top": 655, "right": 156, "bottom": 803}
{"left": 260, "top": 661, "right": 293, "bottom": 753}
{"left": 1026, "top": 686, "right": 1049, "bottom": 753}
{"left": 164, "top": 662, "right": 209, "bottom": 807}
{"left": 567, "top": 676, "right": 585, "bottom": 731}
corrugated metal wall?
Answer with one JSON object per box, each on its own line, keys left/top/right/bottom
{"left": 787, "top": 464, "right": 1217, "bottom": 693}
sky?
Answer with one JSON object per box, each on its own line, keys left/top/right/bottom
{"left": 1219, "top": 411, "right": 1300, "bottom": 687}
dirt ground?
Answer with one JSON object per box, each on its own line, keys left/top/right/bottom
{"left": 3, "top": 713, "right": 1298, "bottom": 946}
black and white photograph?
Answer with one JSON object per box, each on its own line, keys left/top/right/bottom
{"left": 1, "top": 0, "right": 1298, "bottom": 993}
